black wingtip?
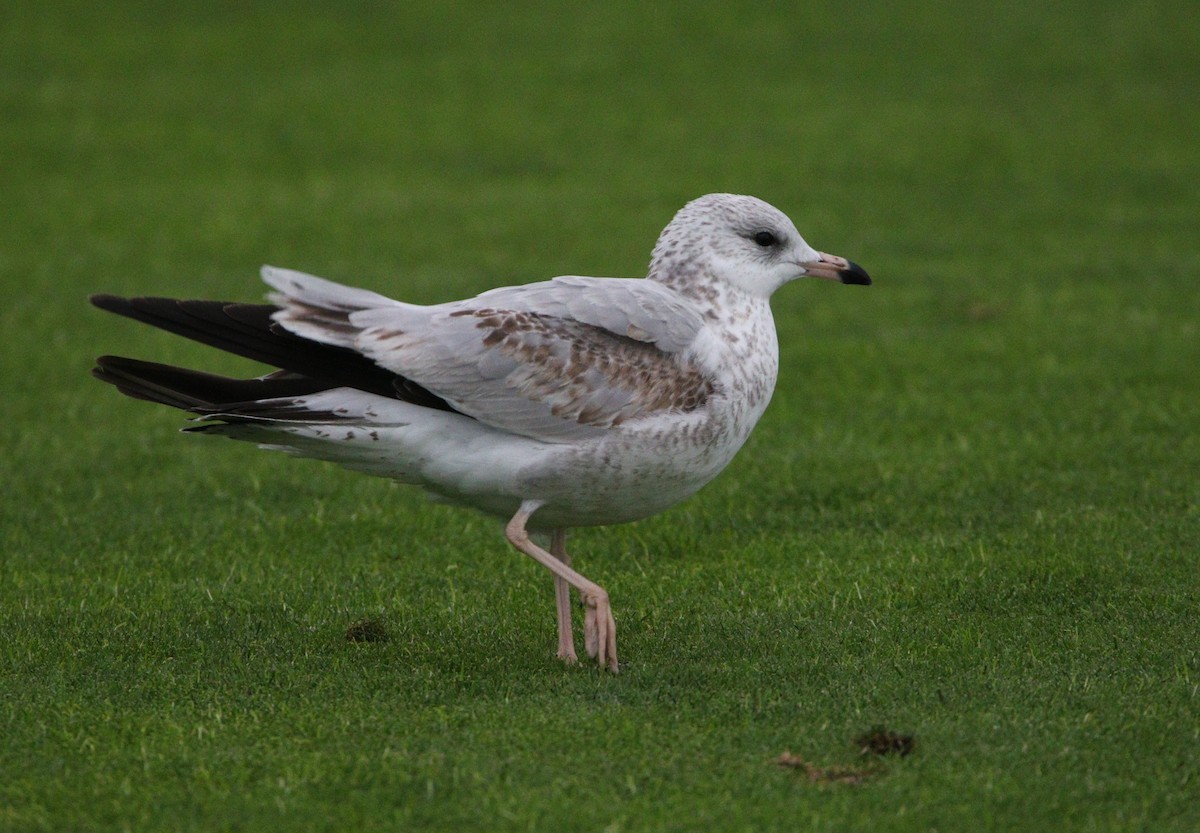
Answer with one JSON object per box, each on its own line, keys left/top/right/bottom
{"left": 87, "top": 291, "right": 459, "bottom": 413}
{"left": 90, "top": 293, "right": 126, "bottom": 310}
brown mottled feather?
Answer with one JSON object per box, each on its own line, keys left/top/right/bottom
{"left": 461, "top": 308, "right": 714, "bottom": 428}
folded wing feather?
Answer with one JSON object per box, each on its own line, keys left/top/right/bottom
{"left": 266, "top": 267, "right": 714, "bottom": 444}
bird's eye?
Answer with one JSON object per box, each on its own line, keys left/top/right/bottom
{"left": 752, "top": 230, "right": 779, "bottom": 248}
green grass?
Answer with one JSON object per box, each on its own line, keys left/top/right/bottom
{"left": 3, "top": 1, "right": 1198, "bottom": 830}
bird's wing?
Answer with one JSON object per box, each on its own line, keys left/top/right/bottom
{"left": 266, "top": 268, "right": 712, "bottom": 443}
{"left": 467, "top": 276, "right": 705, "bottom": 354}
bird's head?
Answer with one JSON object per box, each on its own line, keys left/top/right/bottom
{"left": 648, "top": 193, "right": 870, "bottom": 299}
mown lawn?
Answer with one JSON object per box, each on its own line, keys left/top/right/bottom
{"left": 2, "top": 1, "right": 1197, "bottom": 830}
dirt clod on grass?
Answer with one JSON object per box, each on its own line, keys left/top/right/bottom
{"left": 772, "top": 752, "right": 880, "bottom": 786}
{"left": 345, "top": 617, "right": 389, "bottom": 643}
{"left": 855, "top": 726, "right": 916, "bottom": 758}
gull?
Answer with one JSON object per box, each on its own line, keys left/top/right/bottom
{"left": 90, "top": 193, "right": 870, "bottom": 672}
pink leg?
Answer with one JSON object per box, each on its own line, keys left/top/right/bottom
{"left": 549, "top": 529, "right": 578, "bottom": 664}
{"left": 505, "top": 501, "right": 618, "bottom": 673}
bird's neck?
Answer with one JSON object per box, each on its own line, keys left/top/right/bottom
{"left": 682, "top": 286, "right": 780, "bottom": 420}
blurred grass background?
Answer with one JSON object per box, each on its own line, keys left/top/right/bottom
{"left": 2, "top": 1, "right": 1197, "bottom": 831}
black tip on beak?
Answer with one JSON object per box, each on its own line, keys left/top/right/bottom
{"left": 839, "top": 260, "right": 872, "bottom": 286}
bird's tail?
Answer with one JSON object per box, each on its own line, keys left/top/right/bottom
{"left": 90, "top": 354, "right": 436, "bottom": 481}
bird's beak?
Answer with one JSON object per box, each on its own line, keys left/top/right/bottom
{"left": 800, "top": 252, "right": 872, "bottom": 286}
